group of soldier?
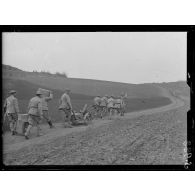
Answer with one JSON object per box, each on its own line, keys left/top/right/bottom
{"left": 93, "top": 93, "right": 127, "bottom": 119}
{"left": 3, "top": 88, "right": 127, "bottom": 140}
{"left": 3, "top": 88, "right": 73, "bottom": 139}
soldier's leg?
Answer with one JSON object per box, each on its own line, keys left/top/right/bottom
{"left": 101, "top": 106, "right": 105, "bottom": 118}
{"left": 100, "top": 107, "right": 103, "bottom": 118}
{"left": 13, "top": 113, "right": 18, "bottom": 133}
{"left": 10, "top": 121, "right": 15, "bottom": 134}
{"left": 31, "top": 116, "right": 42, "bottom": 137}
{"left": 102, "top": 107, "right": 105, "bottom": 118}
{"left": 108, "top": 108, "right": 111, "bottom": 119}
{"left": 25, "top": 115, "right": 34, "bottom": 139}
{"left": 8, "top": 114, "right": 15, "bottom": 135}
{"left": 103, "top": 107, "right": 106, "bottom": 117}
{"left": 43, "top": 110, "right": 53, "bottom": 128}
{"left": 96, "top": 106, "right": 100, "bottom": 118}
{"left": 22, "top": 122, "right": 29, "bottom": 134}
{"left": 25, "top": 124, "right": 33, "bottom": 139}
{"left": 66, "top": 110, "right": 73, "bottom": 127}
{"left": 62, "top": 109, "right": 72, "bottom": 127}
{"left": 13, "top": 121, "right": 18, "bottom": 134}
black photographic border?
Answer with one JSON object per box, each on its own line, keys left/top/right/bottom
{"left": 0, "top": 25, "right": 194, "bottom": 171}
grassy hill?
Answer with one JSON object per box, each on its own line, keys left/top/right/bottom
{"left": 2, "top": 77, "right": 171, "bottom": 123}
{"left": 4, "top": 64, "right": 186, "bottom": 127}
{"left": 3, "top": 64, "right": 164, "bottom": 98}
{"left": 157, "top": 81, "right": 190, "bottom": 97}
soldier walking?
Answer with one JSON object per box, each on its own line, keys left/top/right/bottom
{"left": 41, "top": 90, "right": 54, "bottom": 128}
{"left": 3, "top": 90, "right": 19, "bottom": 135}
{"left": 59, "top": 88, "right": 73, "bottom": 128}
{"left": 100, "top": 95, "right": 109, "bottom": 118}
{"left": 93, "top": 95, "right": 101, "bottom": 118}
{"left": 120, "top": 92, "right": 127, "bottom": 116}
{"left": 107, "top": 95, "right": 115, "bottom": 119}
{"left": 24, "top": 90, "right": 43, "bottom": 139}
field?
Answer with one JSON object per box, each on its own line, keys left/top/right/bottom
{"left": 3, "top": 78, "right": 171, "bottom": 125}
{"left": 3, "top": 64, "right": 165, "bottom": 98}
{"left": 3, "top": 83, "right": 189, "bottom": 165}
{"left": 2, "top": 65, "right": 190, "bottom": 166}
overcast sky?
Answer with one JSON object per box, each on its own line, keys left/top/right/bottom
{"left": 2, "top": 32, "right": 186, "bottom": 84}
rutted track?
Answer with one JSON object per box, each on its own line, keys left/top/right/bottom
{"left": 3, "top": 85, "right": 189, "bottom": 165}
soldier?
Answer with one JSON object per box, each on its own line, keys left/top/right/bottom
{"left": 3, "top": 90, "right": 19, "bottom": 135}
{"left": 94, "top": 95, "right": 101, "bottom": 106}
{"left": 24, "top": 90, "right": 43, "bottom": 139}
{"left": 59, "top": 88, "right": 73, "bottom": 128}
{"left": 107, "top": 95, "right": 114, "bottom": 119}
{"left": 41, "top": 90, "right": 54, "bottom": 128}
{"left": 113, "top": 96, "right": 121, "bottom": 115}
{"left": 100, "top": 95, "right": 109, "bottom": 118}
{"left": 120, "top": 92, "right": 127, "bottom": 116}
{"left": 93, "top": 95, "right": 101, "bottom": 118}
{"left": 119, "top": 93, "right": 125, "bottom": 116}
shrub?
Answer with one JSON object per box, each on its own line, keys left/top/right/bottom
{"left": 55, "top": 71, "right": 68, "bottom": 78}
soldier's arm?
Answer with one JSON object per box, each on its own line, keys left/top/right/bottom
{"left": 45, "top": 91, "right": 53, "bottom": 101}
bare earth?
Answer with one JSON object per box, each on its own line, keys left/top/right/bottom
{"left": 3, "top": 85, "right": 189, "bottom": 165}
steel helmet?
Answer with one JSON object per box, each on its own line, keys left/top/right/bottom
{"left": 9, "top": 90, "right": 16, "bottom": 94}
{"left": 36, "top": 90, "right": 42, "bottom": 95}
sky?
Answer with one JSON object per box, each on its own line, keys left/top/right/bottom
{"left": 2, "top": 32, "right": 187, "bottom": 84}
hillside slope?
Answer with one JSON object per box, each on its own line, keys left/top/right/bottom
{"left": 2, "top": 78, "right": 172, "bottom": 124}
{"left": 3, "top": 64, "right": 164, "bottom": 98}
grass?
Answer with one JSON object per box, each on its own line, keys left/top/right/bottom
{"left": 3, "top": 64, "right": 165, "bottom": 98}
{"left": 2, "top": 72, "right": 173, "bottom": 131}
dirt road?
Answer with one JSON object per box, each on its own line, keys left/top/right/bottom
{"left": 3, "top": 85, "right": 189, "bottom": 165}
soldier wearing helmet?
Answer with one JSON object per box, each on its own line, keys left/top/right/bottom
{"left": 41, "top": 90, "right": 54, "bottom": 128}
{"left": 24, "top": 89, "right": 43, "bottom": 139}
{"left": 107, "top": 94, "right": 115, "bottom": 119}
{"left": 3, "top": 90, "right": 19, "bottom": 135}
{"left": 59, "top": 88, "right": 73, "bottom": 128}
{"left": 100, "top": 94, "right": 109, "bottom": 118}
{"left": 93, "top": 95, "right": 102, "bottom": 118}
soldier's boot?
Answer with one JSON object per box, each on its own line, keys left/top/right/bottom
{"left": 25, "top": 124, "right": 32, "bottom": 139}
{"left": 10, "top": 122, "right": 15, "bottom": 135}
{"left": 48, "top": 120, "right": 54, "bottom": 128}
{"left": 13, "top": 121, "right": 18, "bottom": 134}
{"left": 22, "top": 122, "right": 29, "bottom": 135}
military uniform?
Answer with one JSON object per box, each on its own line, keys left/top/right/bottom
{"left": 93, "top": 96, "right": 101, "bottom": 117}
{"left": 25, "top": 91, "right": 43, "bottom": 139}
{"left": 120, "top": 96, "right": 126, "bottom": 116}
{"left": 59, "top": 91, "right": 72, "bottom": 126}
{"left": 41, "top": 92, "right": 53, "bottom": 128}
{"left": 100, "top": 96, "right": 108, "bottom": 107}
{"left": 94, "top": 96, "right": 101, "bottom": 106}
{"left": 100, "top": 96, "right": 108, "bottom": 118}
{"left": 4, "top": 91, "right": 19, "bottom": 134}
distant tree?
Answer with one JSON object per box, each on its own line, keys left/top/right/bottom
{"left": 55, "top": 71, "right": 68, "bottom": 78}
